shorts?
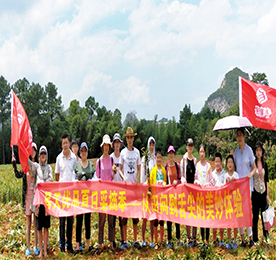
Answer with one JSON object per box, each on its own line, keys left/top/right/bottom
{"left": 122, "top": 218, "right": 139, "bottom": 226}
{"left": 36, "top": 205, "right": 50, "bottom": 231}
{"left": 152, "top": 219, "right": 164, "bottom": 227}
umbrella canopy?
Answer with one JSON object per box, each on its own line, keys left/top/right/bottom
{"left": 213, "top": 115, "right": 253, "bottom": 131}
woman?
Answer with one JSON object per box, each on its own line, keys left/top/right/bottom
{"left": 166, "top": 145, "right": 181, "bottom": 248}
{"left": 12, "top": 142, "right": 39, "bottom": 256}
{"left": 252, "top": 141, "right": 269, "bottom": 242}
{"left": 234, "top": 127, "right": 256, "bottom": 248}
{"left": 140, "top": 136, "right": 156, "bottom": 247}
{"left": 194, "top": 144, "right": 213, "bottom": 245}
{"left": 96, "top": 134, "right": 116, "bottom": 249}
{"left": 180, "top": 138, "right": 197, "bottom": 247}
{"left": 74, "top": 142, "right": 96, "bottom": 253}
{"left": 28, "top": 145, "right": 53, "bottom": 258}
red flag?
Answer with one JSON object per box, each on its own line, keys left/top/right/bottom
{"left": 239, "top": 77, "right": 276, "bottom": 130}
{"left": 10, "top": 90, "right": 33, "bottom": 173}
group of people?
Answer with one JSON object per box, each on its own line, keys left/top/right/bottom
{"left": 12, "top": 126, "right": 270, "bottom": 256}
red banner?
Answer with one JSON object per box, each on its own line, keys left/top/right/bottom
{"left": 239, "top": 77, "right": 276, "bottom": 130}
{"left": 10, "top": 90, "right": 33, "bottom": 173}
{"left": 34, "top": 178, "right": 252, "bottom": 228}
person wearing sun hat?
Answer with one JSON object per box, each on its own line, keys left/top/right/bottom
{"left": 165, "top": 145, "right": 182, "bottom": 248}
{"left": 180, "top": 138, "right": 197, "bottom": 247}
{"left": 12, "top": 142, "right": 39, "bottom": 256}
{"left": 74, "top": 142, "right": 96, "bottom": 253}
{"left": 110, "top": 133, "right": 125, "bottom": 248}
{"left": 119, "top": 127, "right": 142, "bottom": 250}
{"left": 96, "top": 134, "right": 117, "bottom": 249}
{"left": 28, "top": 145, "right": 53, "bottom": 258}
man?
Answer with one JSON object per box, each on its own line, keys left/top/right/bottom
{"left": 55, "top": 133, "right": 77, "bottom": 254}
{"left": 119, "top": 127, "right": 141, "bottom": 250}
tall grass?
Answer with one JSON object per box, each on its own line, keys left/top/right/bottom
{"left": 0, "top": 164, "right": 22, "bottom": 204}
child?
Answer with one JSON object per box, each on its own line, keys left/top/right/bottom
{"left": 149, "top": 148, "right": 166, "bottom": 249}
{"left": 119, "top": 127, "right": 141, "bottom": 250}
{"left": 74, "top": 142, "right": 96, "bottom": 253}
{"left": 96, "top": 134, "right": 117, "bottom": 249}
{"left": 165, "top": 145, "right": 181, "bottom": 248}
{"left": 12, "top": 142, "right": 39, "bottom": 256}
{"left": 225, "top": 154, "right": 239, "bottom": 249}
{"left": 180, "top": 138, "right": 197, "bottom": 247}
{"left": 141, "top": 136, "right": 156, "bottom": 247}
{"left": 29, "top": 146, "right": 53, "bottom": 258}
{"left": 194, "top": 144, "right": 213, "bottom": 245}
{"left": 212, "top": 152, "right": 227, "bottom": 247}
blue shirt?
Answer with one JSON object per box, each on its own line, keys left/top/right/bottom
{"left": 234, "top": 143, "right": 255, "bottom": 191}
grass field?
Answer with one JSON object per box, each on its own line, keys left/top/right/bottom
{"left": 1, "top": 160, "right": 276, "bottom": 259}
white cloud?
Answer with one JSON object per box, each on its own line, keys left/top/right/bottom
{"left": 0, "top": 0, "right": 276, "bottom": 119}
{"left": 76, "top": 71, "right": 149, "bottom": 108}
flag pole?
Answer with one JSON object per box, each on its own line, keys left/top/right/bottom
{"left": 11, "top": 90, "right": 14, "bottom": 159}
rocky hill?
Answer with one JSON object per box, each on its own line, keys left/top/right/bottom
{"left": 205, "top": 67, "right": 249, "bottom": 114}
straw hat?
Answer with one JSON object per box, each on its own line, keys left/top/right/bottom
{"left": 123, "top": 127, "right": 137, "bottom": 137}
{"left": 100, "top": 134, "right": 112, "bottom": 147}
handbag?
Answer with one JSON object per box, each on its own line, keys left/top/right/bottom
{"left": 262, "top": 205, "right": 275, "bottom": 230}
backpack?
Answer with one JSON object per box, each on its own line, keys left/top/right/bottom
{"left": 165, "top": 162, "right": 180, "bottom": 185}
{"left": 98, "top": 156, "right": 114, "bottom": 179}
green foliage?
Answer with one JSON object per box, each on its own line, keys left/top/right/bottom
{"left": 206, "top": 67, "right": 249, "bottom": 109}
{"left": 266, "top": 146, "right": 276, "bottom": 180}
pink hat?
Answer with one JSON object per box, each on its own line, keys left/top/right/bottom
{"left": 167, "top": 145, "right": 175, "bottom": 153}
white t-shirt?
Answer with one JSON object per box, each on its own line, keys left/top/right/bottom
{"left": 119, "top": 147, "right": 141, "bottom": 183}
{"left": 55, "top": 150, "right": 77, "bottom": 182}
{"left": 110, "top": 152, "right": 123, "bottom": 182}
{"left": 212, "top": 168, "right": 227, "bottom": 187}
{"left": 225, "top": 171, "right": 239, "bottom": 181}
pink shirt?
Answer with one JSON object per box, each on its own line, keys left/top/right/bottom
{"left": 96, "top": 157, "right": 113, "bottom": 181}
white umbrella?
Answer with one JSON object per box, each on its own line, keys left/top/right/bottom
{"left": 213, "top": 115, "right": 253, "bottom": 131}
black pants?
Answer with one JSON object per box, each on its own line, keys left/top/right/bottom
{"left": 252, "top": 190, "right": 268, "bottom": 242}
{"left": 59, "top": 216, "right": 74, "bottom": 250}
{"left": 167, "top": 221, "right": 180, "bottom": 241}
{"left": 76, "top": 213, "right": 91, "bottom": 243}
{"left": 201, "top": 228, "right": 210, "bottom": 241}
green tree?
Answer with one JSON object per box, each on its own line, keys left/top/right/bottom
{"left": 0, "top": 76, "right": 10, "bottom": 164}
{"left": 179, "top": 104, "right": 192, "bottom": 141}
{"left": 45, "top": 82, "right": 62, "bottom": 122}
{"left": 251, "top": 72, "right": 269, "bottom": 86}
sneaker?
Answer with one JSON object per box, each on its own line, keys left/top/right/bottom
{"left": 33, "top": 247, "right": 39, "bottom": 255}
{"left": 241, "top": 241, "right": 246, "bottom": 248}
{"left": 213, "top": 240, "right": 218, "bottom": 247}
{"left": 226, "top": 243, "right": 232, "bottom": 250}
{"left": 141, "top": 241, "right": 147, "bottom": 247}
{"left": 219, "top": 241, "right": 225, "bottom": 248}
{"left": 167, "top": 242, "right": 173, "bottom": 248}
{"left": 133, "top": 241, "right": 142, "bottom": 250}
{"left": 249, "top": 240, "right": 255, "bottom": 248}
{"left": 120, "top": 242, "right": 128, "bottom": 250}
{"left": 187, "top": 241, "right": 195, "bottom": 248}
{"left": 149, "top": 242, "right": 155, "bottom": 248}
{"left": 25, "top": 249, "right": 31, "bottom": 256}
{"left": 79, "top": 244, "right": 83, "bottom": 250}
{"left": 177, "top": 241, "right": 183, "bottom": 247}
{"left": 233, "top": 242, "right": 238, "bottom": 249}
{"left": 60, "top": 247, "right": 65, "bottom": 253}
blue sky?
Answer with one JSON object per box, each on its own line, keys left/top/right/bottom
{"left": 1, "top": 0, "right": 276, "bottom": 121}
